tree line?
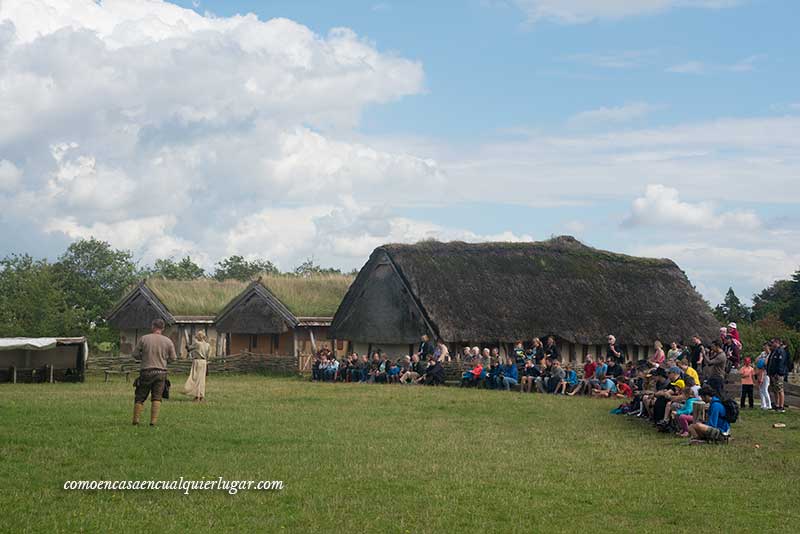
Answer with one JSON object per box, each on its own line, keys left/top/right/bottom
{"left": 3, "top": 238, "right": 800, "bottom": 357}
{"left": 713, "top": 278, "right": 800, "bottom": 358}
{"left": 0, "top": 238, "right": 354, "bottom": 345}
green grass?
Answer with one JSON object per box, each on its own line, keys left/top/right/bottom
{"left": 1, "top": 376, "right": 798, "bottom": 533}
{"left": 146, "top": 278, "right": 247, "bottom": 316}
{"left": 143, "top": 274, "right": 352, "bottom": 317}
{"left": 260, "top": 274, "right": 353, "bottom": 317}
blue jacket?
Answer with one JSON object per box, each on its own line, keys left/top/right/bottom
{"left": 502, "top": 363, "right": 518, "bottom": 380}
{"left": 707, "top": 397, "right": 731, "bottom": 433}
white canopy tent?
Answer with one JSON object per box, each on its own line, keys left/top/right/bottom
{"left": 0, "top": 337, "right": 87, "bottom": 383}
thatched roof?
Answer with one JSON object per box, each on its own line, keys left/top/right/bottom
{"left": 331, "top": 236, "right": 720, "bottom": 345}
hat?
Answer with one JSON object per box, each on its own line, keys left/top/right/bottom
{"left": 670, "top": 379, "right": 686, "bottom": 389}
{"left": 668, "top": 366, "right": 681, "bottom": 375}
{"left": 728, "top": 322, "right": 737, "bottom": 329}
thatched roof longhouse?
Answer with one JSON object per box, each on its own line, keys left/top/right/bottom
{"left": 330, "top": 236, "right": 719, "bottom": 346}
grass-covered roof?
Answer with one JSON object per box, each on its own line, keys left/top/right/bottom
{"left": 258, "top": 274, "right": 353, "bottom": 317}
{"left": 143, "top": 274, "right": 353, "bottom": 318}
{"left": 145, "top": 279, "right": 247, "bottom": 316}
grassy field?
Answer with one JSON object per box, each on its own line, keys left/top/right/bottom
{"left": 1, "top": 375, "right": 798, "bottom": 533}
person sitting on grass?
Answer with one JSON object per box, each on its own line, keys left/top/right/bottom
{"left": 520, "top": 359, "right": 539, "bottom": 393}
{"left": 557, "top": 363, "right": 578, "bottom": 394}
{"left": 568, "top": 356, "right": 596, "bottom": 396}
{"left": 324, "top": 357, "right": 339, "bottom": 382}
{"left": 311, "top": 354, "right": 322, "bottom": 381}
{"left": 400, "top": 354, "right": 421, "bottom": 384}
{"left": 605, "top": 357, "right": 623, "bottom": 379}
{"left": 615, "top": 377, "right": 633, "bottom": 399}
{"left": 538, "top": 358, "right": 565, "bottom": 394}
{"left": 501, "top": 359, "right": 519, "bottom": 391}
{"left": 639, "top": 368, "right": 670, "bottom": 418}
{"left": 461, "top": 360, "right": 484, "bottom": 387}
{"left": 487, "top": 359, "right": 503, "bottom": 389}
{"left": 421, "top": 357, "right": 445, "bottom": 385}
{"left": 591, "top": 356, "right": 608, "bottom": 389}
{"left": 652, "top": 368, "right": 686, "bottom": 424}
{"left": 687, "top": 386, "right": 731, "bottom": 443}
{"left": 677, "top": 359, "right": 699, "bottom": 392}
{"left": 591, "top": 374, "right": 617, "bottom": 397}
{"left": 674, "top": 384, "right": 701, "bottom": 437}
{"left": 387, "top": 359, "right": 402, "bottom": 384}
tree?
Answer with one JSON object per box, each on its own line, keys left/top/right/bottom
{"left": 53, "top": 238, "right": 141, "bottom": 324}
{"left": 752, "top": 279, "right": 793, "bottom": 321}
{"left": 151, "top": 256, "right": 205, "bottom": 280}
{"left": 713, "top": 287, "right": 751, "bottom": 324}
{"left": 0, "top": 254, "right": 82, "bottom": 337}
{"left": 213, "top": 255, "right": 278, "bottom": 281}
{"left": 292, "top": 258, "right": 342, "bottom": 277}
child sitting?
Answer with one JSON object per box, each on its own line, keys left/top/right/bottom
{"left": 557, "top": 363, "right": 578, "bottom": 394}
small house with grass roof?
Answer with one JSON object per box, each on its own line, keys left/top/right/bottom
{"left": 214, "top": 275, "right": 354, "bottom": 361}
{"left": 107, "top": 279, "right": 247, "bottom": 358}
{"left": 330, "top": 237, "right": 720, "bottom": 362}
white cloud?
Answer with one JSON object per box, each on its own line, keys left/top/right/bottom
{"left": 44, "top": 214, "right": 202, "bottom": 264}
{"left": 0, "top": 0, "right": 462, "bottom": 270}
{"left": 0, "top": 159, "right": 22, "bottom": 191}
{"left": 623, "top": 184, "right": 761, "bottom": 230}
{"left": 563, "top": 50, "right": 655, "bottom": 69}
{"left": 568, "top": 102, "right": 655, "bottom": 125}
{"left": 667, "top": 55, "right": 765, "bottom": 74}
{"left": 726, "top": 54, "right": 765, "bottom": 72}
{"left": 633, "top": 242, "right": 800, "bottom": 304}
{"left": 512, "top": 0, "right": 740, "bottom": 24}
{"left": 220, "top": 203, "right": 534, "bottom": 271}
{"left": 666, "top": 61, "right": 706, "bottom": 74}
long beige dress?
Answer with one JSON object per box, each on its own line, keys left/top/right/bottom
{"left": 183, "top": 340, "right": 210, "bottom": 399}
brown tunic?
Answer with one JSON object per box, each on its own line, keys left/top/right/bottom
{"left": 134, "top": 333, "right": 177, "bottom": 370}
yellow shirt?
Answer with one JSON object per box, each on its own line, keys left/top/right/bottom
{"left": 684, "top": 366, "right": 699, "bottom": 387}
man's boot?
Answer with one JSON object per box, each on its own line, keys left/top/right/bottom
{"left": 150, "top": 400, "right": 162, "bottom": 426}
{"left": 132, "top": 402, "right": 144, "bottom": 425}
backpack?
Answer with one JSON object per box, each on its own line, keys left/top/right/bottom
{"left": 716, "top": 398, "right": 739, "bottom": 424}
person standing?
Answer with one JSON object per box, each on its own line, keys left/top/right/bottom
{"left": 739, "top": 357, "right": 754, "bottom": 409}
{"left": 704, "top": 341, "right": 726, "bottom": 397}
{"left": 606, "top": 335, "right": 623, "bottom": 364}
{"left": 132, "top": 319, "right": 177, "bottom": 426}
{"left": 183, "top": 331, "right": 210, "bottom": 402}
{"left": 415, "top": 334, "right": 435, "bottom": 361}
{"left": 756, "top": 345, "right": 772, "bottom": 410}
{"left": 689, "top": 336, "right": 706, "bottom": 373}
{"left": 767, "top": 338, "right": 788, "bottom": 413}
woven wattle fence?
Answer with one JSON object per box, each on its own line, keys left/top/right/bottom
{"left": 87, "top": 351, "right": 299, "bottom": 376}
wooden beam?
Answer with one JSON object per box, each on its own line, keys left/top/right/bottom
{"left": 309, "top": 327, "right": 317, "bottom": 354}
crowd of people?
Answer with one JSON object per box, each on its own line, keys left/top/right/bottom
{"left": 311, "top": 326, "right": 794, "bottom": 444}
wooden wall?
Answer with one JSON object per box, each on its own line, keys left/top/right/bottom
{"left": 118, "top": 325, "right": 219, "bottom": 359}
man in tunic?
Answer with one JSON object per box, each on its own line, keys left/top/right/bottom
{"left": 132, "top": 318, "right": 177, "bottom": 426}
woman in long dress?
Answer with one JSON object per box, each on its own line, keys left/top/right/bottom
{"left": 183, "top": 332, "right": 210, "bottom": 402}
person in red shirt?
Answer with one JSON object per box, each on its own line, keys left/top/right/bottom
{"left": 615, "top": 377, "right": 633, "bottom": 398}
{"left": 460, "top": 362, "right": 484, "bottom": 387}
{"left": 568, "top": 355, "right": 596, "bottom": 396}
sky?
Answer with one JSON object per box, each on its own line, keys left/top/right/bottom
{"left": 0, "top": 0, "right": 799, "bottom": 305}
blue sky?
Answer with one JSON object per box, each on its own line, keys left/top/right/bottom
{"left": 1, "top": 0, "right": 799, "bottom": 305}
